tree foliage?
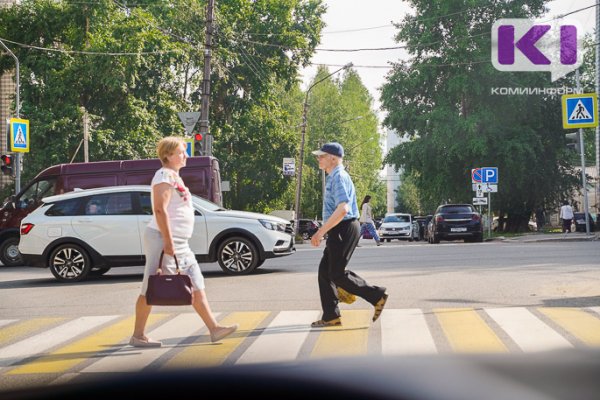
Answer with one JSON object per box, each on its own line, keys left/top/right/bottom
{"left": 381, "top": 0, "right": 582, "bottom": 232}
{"left": 0, "top": 0, "right": 326, "bottom": 213}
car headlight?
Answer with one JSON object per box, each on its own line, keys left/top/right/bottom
{"left": 259, "top": 219, "right": 286, "bottom": 232}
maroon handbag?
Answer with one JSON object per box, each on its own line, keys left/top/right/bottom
{"left": 146, "top": 252, "right": 193, "bottom": 306}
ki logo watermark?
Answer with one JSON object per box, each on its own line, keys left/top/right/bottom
{"left": 491, "top": 19, "right": 582, "bottom": 82}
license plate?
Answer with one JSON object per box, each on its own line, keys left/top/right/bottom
{"left": 450, "top": 227, "right": 467, "bottom": 232}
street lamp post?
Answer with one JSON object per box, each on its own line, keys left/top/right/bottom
{"left": 294, "top": 63, "right": 352, "bottom": 235}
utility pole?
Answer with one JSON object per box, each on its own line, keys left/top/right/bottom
{"left": 0, "top": 39, "right": 20, "bottom": 194}
{"left": 199, "top": 0, "right": 214, "bottom": 156}
{"left": 595, "top": 0, "right": 599, "bottom": 216}
{"left": 83, "top": 109, "right": 89, "bottom": 162}
{"left": 576, "top": 69, "right": 592, "bottom": 236}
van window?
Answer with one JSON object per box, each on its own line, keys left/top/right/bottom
{"left": 17, "top": 179, "right": 57, "bottom": 209}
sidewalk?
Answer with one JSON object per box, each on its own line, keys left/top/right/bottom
{"left": 294, "top": 232, "right": 599, "bottom": 247}
{"left": 492, "top": 231, "right": 599, "bottom": 243}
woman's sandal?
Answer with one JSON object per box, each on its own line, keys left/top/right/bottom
{"left": 372, "top": 293, "right": 389, "bottom": 322}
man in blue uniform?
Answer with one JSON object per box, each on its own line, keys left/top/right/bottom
{"left": 309, "top": 142, "right": 388, "bottom": 327}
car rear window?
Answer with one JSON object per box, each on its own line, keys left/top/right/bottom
{"left": 45, "top": 198, "right": 82, "bottom": 216}
{"left": 439, "top": 206, "right": 474, "bottom": 213}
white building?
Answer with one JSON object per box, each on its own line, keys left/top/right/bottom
{"left": 383, "top": 127, "right": 403, "bottom": 213}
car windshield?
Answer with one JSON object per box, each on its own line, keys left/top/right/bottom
{"left": 191, "top": 194, "right": 227, "bottom": 211}
{"left": 384, "top": 215, "right": 410, "bottom": 223}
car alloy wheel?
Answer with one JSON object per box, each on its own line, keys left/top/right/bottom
{"left": 49, "top": 244, "right": 92, "bottom": 282}
{"left": 217, "top": 236, "right": 259, "bottom": 275}
{"left": 0, "top": 236, "right": 23, "bottom": 267}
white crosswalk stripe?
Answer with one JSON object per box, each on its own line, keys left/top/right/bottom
{"left": 0, "top": 316, "right": 118, "bottom": 369}
{"left": 236, "top": 310, "right": 319, "bottom": 364}
{"left": 0, "top": 320, "right": 16, "bottom": 329}
{"left": 485, "top": 307, "right": 573, "bottom": 352}
{"left": 381, "top": 309, "right": 437, "bottom": 355}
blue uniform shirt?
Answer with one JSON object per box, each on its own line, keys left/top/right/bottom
{"left": 323, "top": 164, "right": 359, "bottom": 222}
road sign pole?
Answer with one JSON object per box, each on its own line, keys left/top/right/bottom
{"left": 488, "top": 193, "right": 492, "bottom": 239}
{"left": 576, "top": 70, "right": 592, "bottom": 236}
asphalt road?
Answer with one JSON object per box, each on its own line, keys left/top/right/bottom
{"left": 1, "top": 239, "right": 598, "bottom": 318}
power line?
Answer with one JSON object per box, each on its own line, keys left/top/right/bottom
{"left": 0, "top": 36, "right": 183, "bottom": 55}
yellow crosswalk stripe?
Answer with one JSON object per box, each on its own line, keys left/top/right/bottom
{"left": 7, "top": 314, "right": 168, "bottom": 375}
{"left": 311, "top": 310, "right": 371, "bottom": 358}
{"left": 538, "top": 308, "right": 600, "bottom": 346}
{"left": 164, "top": 311, "right": 269, "bottom": 368}
{"left": 0, "top": 318, "right": 64, "bottom": 347}
{"left": 434, "top": 308, "right": 507, "bottom": 353}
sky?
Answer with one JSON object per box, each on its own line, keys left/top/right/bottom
{"left": 300, "top": 0, "right": 598, "bottom": 119}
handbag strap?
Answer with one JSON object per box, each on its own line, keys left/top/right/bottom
{"left": 157, "top": 250, "right": 181, "bottom": 275}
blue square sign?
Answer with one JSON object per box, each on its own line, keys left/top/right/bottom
{"left": 562, "top": 93, "right": 598, "bottom": 129}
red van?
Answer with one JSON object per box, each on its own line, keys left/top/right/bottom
{"left": 0, "top": 156, "right": 222, "bottom": 266}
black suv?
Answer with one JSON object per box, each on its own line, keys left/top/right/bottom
{"left": 429, "top": 204, "right": 483, "bottom": 243}
{"left": 295, "top": 219, "right": 320, "bottom": 240}
{"left": 573, "top": 212, "right": 596, "bottom": 232}
{"left": 413, "top": 215, "right": 433, "bottom": 241}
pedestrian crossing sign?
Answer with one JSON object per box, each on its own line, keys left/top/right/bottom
{"left": 562, "top": 93, "right": 598, "bottom": 129}
{"left": 9, "top": 118, "right": 29, "bottom": 153}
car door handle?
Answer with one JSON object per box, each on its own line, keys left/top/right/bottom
{"left": 76, "top": 218, "right": 93, "bottom": 222}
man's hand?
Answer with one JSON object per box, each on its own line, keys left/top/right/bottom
{"left": 311, "top": 229, "right": 325, "bottom": 247}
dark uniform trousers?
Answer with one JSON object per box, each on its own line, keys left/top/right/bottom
{"left": 318, "top": 218, "right": 386, "bottom": 321}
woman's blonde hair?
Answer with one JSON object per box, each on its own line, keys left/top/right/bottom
{"left": 157, "top": 136, "right": 186, "bottom": 165}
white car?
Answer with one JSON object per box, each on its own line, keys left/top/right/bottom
{"left": 378, "top": 213, "right": 415, "bottom": 242}
{"left": 19, "top": 186, "right": 295, "bottom": 282}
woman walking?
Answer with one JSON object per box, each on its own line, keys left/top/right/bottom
{"left": 130, "top": 136, "right": 238, "bottom": 347}
{"left": 359, "top": 195, "right": 381, "bottom": 246}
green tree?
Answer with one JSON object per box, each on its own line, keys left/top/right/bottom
{"left": 0, "top": 1, "right": 187, "bottom": 183}
{"left": 381, "top": 0, "right": 580, "bottom": 232}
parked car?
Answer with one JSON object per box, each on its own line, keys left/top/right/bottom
{"left": 411, "top": 220, "right": 420, "bottom": 241}
{"left": 378, "top": 213, "right": 415, "bottom": 242}
{"left": 19, "top": 186, "right": 295, "bottom": 282}
{"left": 573, "top": 212, "right": 596, "bottom": 232}
{"left": 295, "top": 219, "right": 321, "bottom": 240}
{"left": 413, "top": 215, "right": 433, "bottom": 241}
{"left": 429, "top": 204, "right": 483, "bottom": 243}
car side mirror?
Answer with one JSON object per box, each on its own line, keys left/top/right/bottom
{"left": 2, "top": 195, "right": 15, "bottom": 210}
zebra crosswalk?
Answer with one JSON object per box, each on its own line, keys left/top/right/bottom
{"left": 1, "top": 307, "right": 599, "bottom": 389}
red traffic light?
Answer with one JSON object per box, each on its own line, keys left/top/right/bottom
{"left": 194, "top": 133, "right": 203, "bottom": 141}
{"left": 1, "top": 154, "right": 12, "bottom": 165}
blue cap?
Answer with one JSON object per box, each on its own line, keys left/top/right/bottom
{"left": 312, "top": 142, "right": 344, "bottom": 158}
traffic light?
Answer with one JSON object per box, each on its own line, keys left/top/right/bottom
{"left": 1, "top": 154, "right": 13, "bottom": 176}
{"left": 565, "top": 132, "right": 581, "bottom": 153}
{"left": 193, "top": 132, "right": 203, "bottom": 156}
